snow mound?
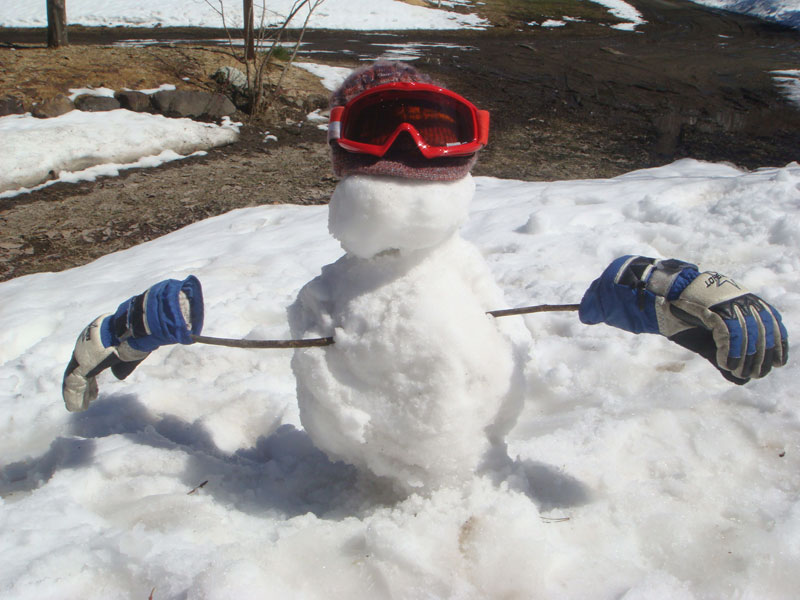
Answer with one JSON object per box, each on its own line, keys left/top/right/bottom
{"left": 1, "top": 159, "right": 799, "bottom": 598}
{"left": 0, "top": 110, "right": 239, "bottom": 196}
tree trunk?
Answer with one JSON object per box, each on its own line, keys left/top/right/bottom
{"left": 47, "top": 0, "right": 68, "bottom": 48}
{"left": 243, "top": 0, "right": 255, "bottom": 61}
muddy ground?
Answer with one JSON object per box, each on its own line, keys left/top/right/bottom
{"left": 1, "top": 0, "right": 799, "bottom": 281}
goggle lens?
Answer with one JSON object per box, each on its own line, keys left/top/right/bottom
{"left": 329, "top": 82, "right": 489, "bottom": 159}
{"left": 342, "top": 92, "right": 475, "bottom": 148}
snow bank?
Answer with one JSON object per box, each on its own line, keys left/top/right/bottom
{"left": 692, "top": 0, "right": 800, "bottom": 29}
{"left": 0, "top": 110, "right": 239, "bottom": 196}
{"left": 1, "top": 159, "right": 799, "bottom": 598}
{"left": 0, "top": 0, "right": 487, "bottom": 30}
{"left": 589, "top": 0, "right": 645, "bottom": 30}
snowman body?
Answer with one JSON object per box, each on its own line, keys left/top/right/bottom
{"left": 290, "top": 174, "right": 528, "bottom": 493}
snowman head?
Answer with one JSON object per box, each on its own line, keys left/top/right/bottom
{"left": 327, "top": 62, "right": 490, "bottom": 257}
{"left": 328, "top": 173, "right": 476, "bottom": 258}
{"left": 327, "top": 61, "right": 489, "bottom": 183}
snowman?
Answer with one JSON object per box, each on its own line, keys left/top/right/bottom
{"left": 288, "top": 62, "right": 530, "bottom": 494}
{"left": 61, "top": 62, "right": 789, "bottom": 496}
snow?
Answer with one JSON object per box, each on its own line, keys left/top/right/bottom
{"left": 772, "top": 69, "right": 800, "bottom": 108}
{"left": 0, "top": 110, "right": 240, "bottom": 197}
{"left": 0, "top": 0, "right": 488, "bottom": 30}
{"left": 3, "top": 0, "right": 800, "bottom": 32}
{"left": 291, "top": 174, "right": 529, "bottom": 493}
{"left": 294, "top": 63, "right": 351, "bottom": 92}
{"left": 1, "top": 0, "right": 800, "bottom": 592}
{"left": 0, "top": 0, "right": 649, "bottom": 31}
{"left": 587, "top": 0, "right": 646, "bottom": 30}
{"left": 691, "top": 0, "right": 800, "bottom": 29}
{"left": 2, "top": 125, "right": 800, "bottom": 597}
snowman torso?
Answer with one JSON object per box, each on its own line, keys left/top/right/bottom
{"left": 290, "top": 175, "right": 526, "bottom": 493}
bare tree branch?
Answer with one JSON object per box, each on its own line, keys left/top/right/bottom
{"left": 203, "top": 0, "right": 327, "bottom": 116}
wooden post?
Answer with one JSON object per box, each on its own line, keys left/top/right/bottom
{"left": 47, "top": 0, "right": 68, "bottom": 48}
{"left": 243, "top": 0, "right": 255, "bottom": 60}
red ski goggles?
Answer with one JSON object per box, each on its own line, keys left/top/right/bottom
{"left": 328, "top": 82, "right": 490, "bottom": 159}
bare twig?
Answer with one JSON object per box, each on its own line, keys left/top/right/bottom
{"left": 269, "top": 0, "right": 326, "bottom": 106}
{"left": 189, "top": 304, "right": 580, "bottom": 350}
{"left": 487, "top": 303, "right": 580, "bottom": 318}
{"left": 187, "top": 480, "right": 210, "bottom": 494}
{"left": 192, "top": 334, "right": 334, "bottom": 348}
{"left": 203, "top": 0, "right": 327, "bottom": 115}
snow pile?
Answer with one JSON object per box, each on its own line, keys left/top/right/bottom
{"left": 0, "top": 0, "right": 488, "bottom": 30}
{"left": 589, "top": 0, "right": 646, "bottom": 30}
{"left": 0, "top": 110, "right": 239, "bottom": 196}
{"left": 294, "top": 63, "right": 351, "bottom": 93}
{"left": 1, "top": 159, "right": 799, "bottom": 598}
{"left": 290, "top": 175, "right": 528, "bottom": 493}
{"left": 692, "top": 0, "right": 800, "bottom": 29}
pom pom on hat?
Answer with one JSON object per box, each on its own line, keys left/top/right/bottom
{"left": 329, "top": 61, "right": 478, "bottom": 182}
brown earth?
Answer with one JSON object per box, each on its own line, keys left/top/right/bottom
{"left": 1, "top": 0, "right": 799, "bottom": 281}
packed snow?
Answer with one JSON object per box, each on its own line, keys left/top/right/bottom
{"left": 1, "top": 150, "right": 799, "bottom": 598}
{"left": 0, "top": 109, "right": 240, "bottom": 196}
{"left": 290, "top": 174, "right": 530, "bottom": 494}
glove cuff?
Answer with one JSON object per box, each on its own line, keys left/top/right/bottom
{"left": 647, "top": 259, "right": 699, "bottom": 300}
{"left": 106, "top": 276, "right": 204, "bottom": 352}
{"left": 579, "top": 256, "right": 698, "bottom": 334}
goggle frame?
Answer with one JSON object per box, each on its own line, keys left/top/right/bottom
{"left": 328, "top": 82, "right": 490, "bottom": 159}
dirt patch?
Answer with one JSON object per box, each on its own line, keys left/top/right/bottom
{"left": 0, "top": 43, "right": 328, "bottom": 109}
{"left": 0, "top": 40, "right": 335, "bottom": 280}
{"left": 0, "top": 126, "right": 335, "bottom": 280}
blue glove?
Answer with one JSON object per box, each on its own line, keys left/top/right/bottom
{"left": 62, "top": 276, "right": 204, "bottom": 411}
{"left": 580, "top": 256, "right": 788, "bottom": 384}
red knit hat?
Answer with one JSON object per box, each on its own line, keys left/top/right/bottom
{"left": 329, "top": 61, "right": 479, "bottom": 182}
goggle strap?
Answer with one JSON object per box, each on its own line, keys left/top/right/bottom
{"left": 328, "top": 106, "right": 344, "bottom": 143}
{"left": 477, "top": 110, "right": 490, "bottom": 146}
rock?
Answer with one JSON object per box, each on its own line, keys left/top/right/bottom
{"left": 303, "top": 93, "right": 329, "bottom": 113}
{"left": 151, "top": 90, "right": 236, "bottom": 120}
{"left": 0, "top": 96, "right": 25, "bottom": 116}
{"left": 31, "top": 94, "right": 74, "bottom": 119}
{"left": 74, "top": 94, "right": 121, "bottom": 112}
{"left": 115, "top": 90, "right": 152, "bottom": 112}
{"left": 212, "top": 66, "right": 249, "bottom": 91}
{"left": 203, "top": 93, "right": 238, "bottom": 119}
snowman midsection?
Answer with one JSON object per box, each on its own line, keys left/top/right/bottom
{"left": 297, "top": 275, "right": 516, "bottom": 430}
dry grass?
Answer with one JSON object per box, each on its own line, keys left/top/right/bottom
{"left": 0, "top": 44, "right": 328, "bottom": 110}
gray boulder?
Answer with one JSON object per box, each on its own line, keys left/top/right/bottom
{"left": 151, "top": 90, "right": 236, "bottom": 120}
{"left": 212, "top": 66, "right": 249, "bottom": 91}
{"left": 0, "top": 96, "right": 25, "bottom": 117}
{"left": 115, "top": 90, "right": 153, "bottom": 112}
{"left": 74, "top": 94, "right": 121, "bottom": 112}
{"left": 31, "top": 94, "right": 74, "bottom": 119}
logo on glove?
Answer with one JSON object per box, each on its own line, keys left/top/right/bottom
{"left": 703, "top": 272, "right": 741, "bottom": 290}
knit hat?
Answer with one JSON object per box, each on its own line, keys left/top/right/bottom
{"left": 329, "top": 61, "right": 479, "bottom": 182}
